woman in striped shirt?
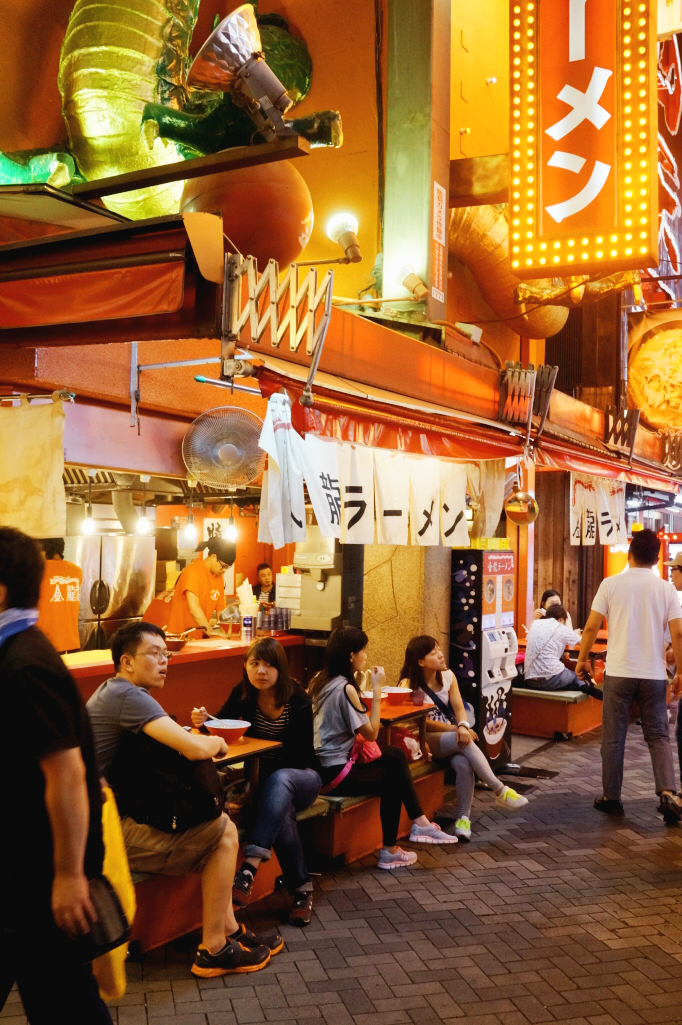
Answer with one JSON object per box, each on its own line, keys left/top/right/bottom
{"left": 191, "top": 638, "right": 321, "bottom": 925}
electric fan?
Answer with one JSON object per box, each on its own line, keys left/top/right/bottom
{"left": 182, "top": 407, "right": 265, "bottom": 488}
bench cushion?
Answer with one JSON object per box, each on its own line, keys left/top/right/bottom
{"left": 512, "top": 687, "right": 588, "bottom": 704}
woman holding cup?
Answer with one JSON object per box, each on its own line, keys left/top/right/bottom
{"left": 400, "top": 636, "right": 528, "bottom": 841}
{"left": 311, "top": 626, "right": 457, "bottom": 869}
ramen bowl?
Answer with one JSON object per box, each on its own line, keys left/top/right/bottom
{"left": 204, "top": 718, "right": 250, "bottom": 743}
{"left": 164, "top": 635, "right": 187, "bottom": 652}
{"left": 384, "top": 687, "right": 409, "bottom": 706}
{"left": 482, "top": 716, "right": 507, "bottom": 759}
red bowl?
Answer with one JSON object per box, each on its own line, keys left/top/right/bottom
{"left": 204, "top": 719, "right": 250, "bottom": 743}
{"left": 360, "top": 692, "right": 373, "bottom": 710}
{"left": 383, "top": 687, "right": 408, "bottom": 706}
{"left": 165, "top": 636, "right": 187, "bottom": 652}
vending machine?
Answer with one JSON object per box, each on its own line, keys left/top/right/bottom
{"left": 449, "top": 549, "right": 518, "bottom": 769}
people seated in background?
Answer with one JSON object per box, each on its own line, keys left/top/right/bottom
{"left": 36, "top": 536, "right": 82, "bottom": 653}
{"left": 533, "top": 588, "right": 573, "bottom": 630}
{"left": 525, "top": 605, "right": 603, "bottom": 700}
{"left": 86, "top": 621, "right": 280, "bottom": 979}
{"left": 311, "top": 626, "right": 457, "bottom": 869}
{"left": 192, "top": 637, "right": 321, "bottom": 926}
{"left": 400, "top": 636, "right": 528, "bottom": 842}
{"left": 253, "top": 562, "right": 276, "bottom": 603}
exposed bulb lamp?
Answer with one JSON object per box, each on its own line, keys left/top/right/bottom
{"left": 184, "top": 481, "right": 198, "bottom": 543}
{"left": 326, "top": 213, "right": 362, "bottom": 263}
{"left": 397, "top": 263, "right": 428, "bottom": 300}
{"left": 225, "top": 505, "right": 238, "bottom": 542}
{"left": 187, "top": 4, "right": 295, "bottom": 142}
{"left": 136, "top": 479, "right": 151, "bottom": 534}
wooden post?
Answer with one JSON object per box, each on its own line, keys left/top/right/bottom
{"left": 510, "top": 458, "right": 535, "bottom": 634}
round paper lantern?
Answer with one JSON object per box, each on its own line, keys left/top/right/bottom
{"left": 504, "top": 491, "right": 539, "bottom": 526}
{"left": 181, "top": 161, "right": 313, "bottom": 268}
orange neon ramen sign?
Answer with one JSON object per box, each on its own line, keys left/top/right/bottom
{"left": 509, "top": 0, "right": 658, "bottom": 277}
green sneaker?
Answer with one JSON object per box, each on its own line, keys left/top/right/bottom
{"left": 495, "top": 785, "right": 528, "bottom": 810}
{"left": 454, "top": 816, "right": 471, "bottom": 840}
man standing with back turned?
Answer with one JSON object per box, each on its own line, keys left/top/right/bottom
{"left": 577, "top": 528, "right": 682, "bottom": 823}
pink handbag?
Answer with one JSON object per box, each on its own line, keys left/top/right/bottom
{"left": 321, "top": 734, "right": 382, "bottom": 793}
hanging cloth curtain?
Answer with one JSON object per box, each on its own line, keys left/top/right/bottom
{"left": 465, "top": 459, "right": 505, "bottom": 538}
{"left": 257, "top": 393, "right": 306, "bottom": 549}
{"left": 0, "top": 394, "right": 66, "bottom": 536}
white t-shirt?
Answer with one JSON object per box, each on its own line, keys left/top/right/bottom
{"left": 591, "top": 569, "right": 682, "bottom": 679}
{"left": 525, "top": 619, "right": 580, "bottom": 680}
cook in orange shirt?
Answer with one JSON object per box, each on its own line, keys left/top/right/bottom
{"left": 167, "top": 537, "right": 236, "bottom": 636}
{"left": 36, "top": 538, "right": 82, "bottom": 653}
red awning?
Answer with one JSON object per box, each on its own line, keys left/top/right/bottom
{"left": 536, "top": 438, "right": 679, "bottom": 493}
{"left": 0, "top": 262, "right": 184, "bottom": 328}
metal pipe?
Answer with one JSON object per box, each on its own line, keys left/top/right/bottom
{"left": 194, "top": 376, "right": 262, "bottom": 395}
{"left": 0, "top": 251, "right": 185, "bottom": 283}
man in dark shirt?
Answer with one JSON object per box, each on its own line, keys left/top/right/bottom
{"left": 254, "top": 562, "right": 276, "bottom": 603}
{"left": 0, "top": 528, "right": 112, "bottom": 1024}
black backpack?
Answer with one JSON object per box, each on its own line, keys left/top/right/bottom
{"left": 109, "top": 730, "right": 224, "bottom": 833}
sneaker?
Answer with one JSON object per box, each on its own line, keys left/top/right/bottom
{"left": 594, "top": 797, "right": 625, "bottom": 816}
{"left": 191, "top": 938, "right": 270, "bottom": 978}
{"left": 495, "top": 786, "right": 529, "bottom": 811}
{"left": 454, "top": 816, "right": 472, "bottom": 841}
{"left": 658, "top": 793, "right": 682, "bottom": 825}
{"left": 377, "top": 846, "right": 419, "bottom": 870}
{"left": 232, "top": 866, "right": 255, "bottom": 908}
{"left": 409, "top": 822, "right": 459, "bottom": 844}
{"left": 289, "top": 891, "right": 314, "bottom": 926}
{"left": 232, "top": 922, "right": 283, "bottom": 955}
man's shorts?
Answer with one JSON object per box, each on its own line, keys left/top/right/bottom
{"left": 121, "top": 813, "right": 230, "bottom": 875}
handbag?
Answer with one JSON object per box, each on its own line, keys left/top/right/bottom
{"left": 77, "top": 875, "right": 131, "bottom": 965}
{"left": 321, "top": 734, "right": 382, "bottom": 794}
{"left": 92, "top": 787, "right": 136, "bottom": 999}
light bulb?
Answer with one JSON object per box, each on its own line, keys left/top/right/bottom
{"left": 326, "top": 213, "right": 358, "bottom": 243}
{"left": 396, "top": 262, "right": 428, "bottom": 299}
{"left": 396, "top": 263, "right": 415, "bottom": 286}
{"left": 326, "top": 213, "right": 362, "bottom": 263}
{"left": 225, "top": 520, "right": 238, "bottom": 542}
{"left": 136, "top": 515, "right": 152, "bottom": 534}
{"left": 183, "top": 521, "right": 198, "bottom": 543}
{"left": 82, "top": 516, "right": 96, "bottom": 535}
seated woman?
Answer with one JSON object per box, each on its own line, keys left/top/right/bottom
{"left": 525, "top": 605, "right": 602, "bottom": 700}
{"left": 533, "top": 589, "right": 573, "bottom": 630}
{"left": 400, "top": 636, "right": 528, "bottom": 841}
{"left": 192, "top": 637, "right": 321, "bottom": 925}
{"left": 312, "top": 626, "right": 457, "bottom": 869}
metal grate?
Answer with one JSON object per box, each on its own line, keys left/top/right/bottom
{"left": 63, "top": 467, "right": 117, "bottom": 486}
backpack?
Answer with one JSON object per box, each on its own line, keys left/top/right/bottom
{"left": 109, "top": 730, "right": 224, "bottom": 833}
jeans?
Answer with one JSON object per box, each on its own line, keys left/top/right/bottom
{"left": 321, "top": 746, "right": 424, "bottom": 847}
{"left": 0, "top": 908, "right": 113, "bottom": 1025}
{"left": 526, "top": 667, "right": 603, "bottom": 700}
{"left": 426, "top": 731, "right": 503, "bottom": 819}
{"left": 601, "top": 675, "right": 675, "bottom": 799}
{"left": 245, "top": 767, "right": 321, "bottom": 893}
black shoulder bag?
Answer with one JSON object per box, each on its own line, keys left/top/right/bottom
{"left": 109, "top": 731, "right": 224, "bottom": 833}
{"left": 420, "top": 680, "right": 458, "bottom": 725}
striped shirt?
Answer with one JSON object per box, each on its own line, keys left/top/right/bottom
{"left": 253, "top": 703, "right": 290, "bottom": 769}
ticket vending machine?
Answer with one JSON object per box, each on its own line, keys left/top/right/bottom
{"left": 449, "top": 549, "right": 518, "bottom": 769}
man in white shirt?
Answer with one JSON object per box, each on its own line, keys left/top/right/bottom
{"left": 525, "top": 605, "right": 602, "bottom": 700}
{"left": 577, "top": 529, "right": 682, "bottom": 822}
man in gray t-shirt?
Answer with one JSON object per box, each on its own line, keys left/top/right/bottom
{"left": 86, "top": 622, "right": 277, "bottom": 979}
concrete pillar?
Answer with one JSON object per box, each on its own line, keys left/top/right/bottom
{"left": 362, "top": 540, "right": 451, "bottom": 684}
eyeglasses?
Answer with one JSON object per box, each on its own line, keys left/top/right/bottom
{"left": 672, "top": 567, "right": 682, "bottom": 573}
{"left": 137, "top": 649, "right": 173, "bottom": 662}
{"left": 217, "top": 561, "right": 230, "bottom": 572}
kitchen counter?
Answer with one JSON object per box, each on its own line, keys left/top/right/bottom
{"left": 64, "top": 634, "right": 306, "bottom": 725}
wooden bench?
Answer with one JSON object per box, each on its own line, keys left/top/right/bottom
{"left": 512, "top": 686, "right": 603, "bottom": 740}
{"left": 312, "top": 762, "right": 446, "bottom": 864}
{"left": 129, "top": 798, "right": 330, "bottom": 952}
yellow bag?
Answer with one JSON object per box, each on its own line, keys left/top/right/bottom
{"left": 92, "top": 787, "right": 136, "bottom": 1002}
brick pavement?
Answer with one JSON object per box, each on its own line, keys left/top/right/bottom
{"left": 5, "top": 722, "right": 682, "bottom": 1025}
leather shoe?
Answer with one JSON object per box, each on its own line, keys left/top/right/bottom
{"left": 658, "top": 793, "right": 682, "bottom": 825}
{"left": 594, "top": 797, "right": 624, "bottom": 816}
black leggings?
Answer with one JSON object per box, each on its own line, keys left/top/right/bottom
{"left": 322, "top": 746, "right": 424, "bottom": 847}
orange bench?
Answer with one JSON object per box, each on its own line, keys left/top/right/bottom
{"left": 512, "top": 686, "right": 603, "bottom": 739}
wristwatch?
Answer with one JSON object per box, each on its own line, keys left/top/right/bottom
{"left": 457, "top": 720, "right": 469, "bottom": 728}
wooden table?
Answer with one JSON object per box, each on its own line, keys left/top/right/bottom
{"left": 377, "top": 700, "right": 433, "bottom": 752}
{"left": 192, "top": 732, "right": 282, "bottom": 791}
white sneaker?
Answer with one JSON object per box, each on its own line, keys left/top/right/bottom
{"left": 495, "top": 785, "right": 528, "bottom": 810}
{"left": 377, "top": 846, "right": 418, "bottom": 870}
{"left": 409, "top": 822, "right": 458, "bottom": 844}
{"left": 454, "top": 816, "right": 472, "bottom": 840}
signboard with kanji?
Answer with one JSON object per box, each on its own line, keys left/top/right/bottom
{"left": 510, "top": 0, "right": 658, "bottom": 277}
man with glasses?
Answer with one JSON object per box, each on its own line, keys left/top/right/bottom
{"left": 167, "top": 537, "right": 236, "bottom": 637}
{"left": 665, "top": 552, "right": 682, "bottom": 799}
{"left": 87, "top": 621, "right": 280, "bottom": 977}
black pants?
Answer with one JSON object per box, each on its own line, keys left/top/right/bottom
{"left": 322, "top": 746, "right": 424, "bottom": 847}
{"left": 0, "top": 906, "right": 112, "bottom": 1025}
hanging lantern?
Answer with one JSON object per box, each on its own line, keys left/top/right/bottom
{"left": 504, "top": 490, "right": 539, "bottom": 526}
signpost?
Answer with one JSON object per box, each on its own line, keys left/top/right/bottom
{"left": 510, "top": 0, "right": 658, "bottom": 277}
